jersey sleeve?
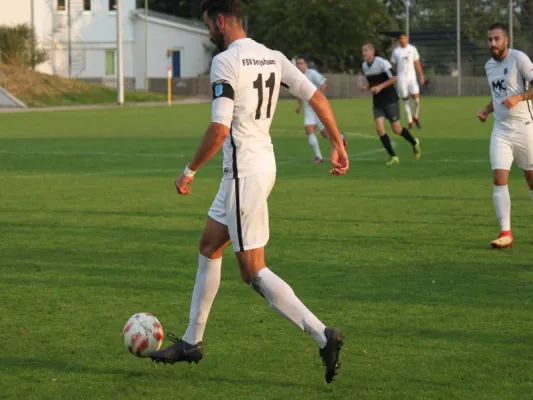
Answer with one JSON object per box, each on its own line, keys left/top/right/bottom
{"left": 381, "top": 58, "right": 396, "bottom": 78}
{"left": 412, "top": 46, "right": 420, "bottom": 61}
{"left": 277, "top": 52, "right": 317, "bottom": 101}
{"left": 210, "top": 53, "right": 237, "bottom": 128}
{"left": 516, "top": 51, "right": 533, "bottom": 83}
{"left": 311, "top": 69, "right": 327, "bottom": 86}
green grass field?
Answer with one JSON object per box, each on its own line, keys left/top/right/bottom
{"left": 1, "top": 97, "right": 532, "bottom": 399}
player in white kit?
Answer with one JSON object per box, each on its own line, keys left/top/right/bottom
{"left": 477, "top": 23, "right": 533, "bottom": 248}
{"left": 149, "top": 0, "right": 348, "bottom": 384}
{"left": 295, "top": 56, "right": 347, "bottom": 163}
{"left": 390, "top": 33, "right": 425, "bottom": 129}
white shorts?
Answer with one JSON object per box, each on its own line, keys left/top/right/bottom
{"left": 397, "top": 78, "right": 419, "bottom": 98}
{"left": 208, "top": 172, "right": 276, "bottom": 252}
{"left": 490, "top": 122, "right": 533, "bottom": 171}
{"left": 304, "top": 105, "right": 325, "bottom": 131}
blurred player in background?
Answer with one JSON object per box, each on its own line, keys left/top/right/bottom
{"left": 477, "top": 23, "right": 533, "bottom": 249}
{"left": 149, "top": 0, "right": 347, "bottom": 384}
{"left": 295, "top": 56, "right": 347, "bottom": 163}
{"left": 391, "top": 33, "right": 425, "bottom": 129}
{"left": 360, "top": 42, "right": 421, "bottom": 166}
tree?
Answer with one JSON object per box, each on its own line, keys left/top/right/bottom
{"left": 0, "top": 24, "right": 47, "bottom": 68}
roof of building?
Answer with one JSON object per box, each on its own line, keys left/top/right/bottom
{"left": 132, "top": 9, "right": 207, "bottom": 32}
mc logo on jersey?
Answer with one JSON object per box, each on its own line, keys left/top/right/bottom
{"left": 491, "top": 79, "right": 507, "bottom": 98}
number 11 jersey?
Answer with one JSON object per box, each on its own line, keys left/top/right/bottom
{"left": 210, "top": 38, "right": 317, "bottom": 180}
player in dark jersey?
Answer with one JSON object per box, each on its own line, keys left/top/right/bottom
{"left": 360, "top": 42, "right": 421, "bottom": 165}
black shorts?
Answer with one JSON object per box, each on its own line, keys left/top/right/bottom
{"left": 373, "top": 102, "right": 400, "bottom": 122}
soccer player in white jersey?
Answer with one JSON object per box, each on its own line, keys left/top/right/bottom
{"left": 149, "top": 0, "right": 348, "bottom": 384}
{"left": 360, "top": 42, "right": 421, "bottom": 166}
{"left": 295, "top": 56, "right": 347, "bottom": 163}
{"left": 390, "top": 33, "right": 425, "bottom": 129}
{"left": 477, "top": 23, "right": 533, "bottom": 249}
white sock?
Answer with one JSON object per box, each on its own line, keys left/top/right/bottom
{"left": 182, "top": 254, "right": 222, "bottom": 345}
{"left": 493, "top": 185, "right": 511, "bottom": 232}
{"left": 403, "top": 99, "right": 413, "bottom": 123}
{"left": 413, "top": 98, "right": 420, "bottom": 119}
{"left": 307, "top": 133, "right": 323, "bottom": 159}
{"left": 251, "top": 267, "right": 327, "bottom": 348}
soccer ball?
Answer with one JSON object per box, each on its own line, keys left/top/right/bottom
{"left": 122, "top": 313, "right": 164, "bottom": 358}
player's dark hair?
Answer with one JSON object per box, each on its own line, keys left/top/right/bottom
{"left": 488, "top": 23, "right": 508, "bottom": 34}
{"left": 399, "top": 32, "right": 407, "bottom": 38}
{"left": 200, "top": 0, "right": 243, "bottom": 21}
{"left": 362, "top": 42, "right": 375, "bottom": 50}
{"left": 296, "top": 55, "right": 307, "bottom": 62}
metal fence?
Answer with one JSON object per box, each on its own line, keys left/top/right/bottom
{"left": 399, "top": 0, "right": 533, "bottom": 96}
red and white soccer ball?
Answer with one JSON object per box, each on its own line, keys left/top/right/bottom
{"left": 122, "top": 313, "right": 164, "bottom": 358}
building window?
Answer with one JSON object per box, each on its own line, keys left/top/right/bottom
{"left": 57, "top": 0, "right": 66, "bottom": 11}
{"left": 109, "top": 0, "right": 117, "bottom": 11}
{"left": 105, "top": 50, "right": 115, "bottom": 76}
{"left": 83, "top": 0, "right": 91, "bottom": 11}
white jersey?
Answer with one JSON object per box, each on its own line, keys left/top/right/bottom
{"left": 390, "top": 44, "right": 420, "bottom": 81}
{"left": 303, "top": 68, "right": 326, "bottom": 108}
{"left": 210, "top": 38, "right": 317, "bottom": 179}
{"left": 485, "top": 49, "right": 533, "bottom": 129}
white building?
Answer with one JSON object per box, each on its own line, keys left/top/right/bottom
{"left": 0, "top": 0, "right": 213, "bottom": 90}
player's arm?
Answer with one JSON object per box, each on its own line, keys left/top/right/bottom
{"left": 279, "top": 53, "right": 348, "bottom": 174}
{"left": 359, "top": 74, "right": 369, "bottom": 91}
{"left": 502, "top": 52, "right": 533, "bottom": 109}
{"left": 390, "top": 51, "right": 397, "bottom": 74}
{"left": 413, "top": 48, "right": 424, "bottom": 84}
{"left": 372, "top": 61, "right": 397, "bottom": 94}
{"left": 175, "top": 56, "right": 235, "bottom": 194}
{"left": 477, "top": 100, "right": 493, "bottom": 123}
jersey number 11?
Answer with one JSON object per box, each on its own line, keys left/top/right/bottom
{"left": 253, "top": 73, "right": 275, "bottom": 120}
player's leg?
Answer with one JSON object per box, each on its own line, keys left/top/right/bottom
{"left": 389, "top": 102, "right": 421, "bottom": 160}
{"left": 490, "top": 131, "right": 514, "bottom": 248}
{"left": 304, "top": 106, "right": 323, "bottom": 163}
{"left": 374, "top": 107, "right": 398, "bottom": 165}
{"left": 410, "top": 81, "right": 421, "bottom": 129}
{"left": 229, "top": 173, "right": 344, "bottom": 383}
{"left": 150, "top": 184, "right": 231, "bottom": 364}
{"left": 398, "top": 79, "right": 413, "bottom": 128}
{"left": 515, "top": 122, "right": 533, "bottom": 212}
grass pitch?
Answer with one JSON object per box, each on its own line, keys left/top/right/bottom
{"left": 1, "top": 97, "right": 532, "bottom": 399}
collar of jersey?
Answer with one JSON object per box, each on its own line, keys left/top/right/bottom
{"left": 228, "top": 38, "right": 252, "bottom": 49}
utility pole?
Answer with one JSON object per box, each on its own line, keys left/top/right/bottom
{"left": 144, "top": 0, "right": 149, "bottom": 91}
{"left": 116, "top": 0, "right": 124, "bottom": 105}
{"left": 68, "top": 0, "right": 72, "bottom": 78}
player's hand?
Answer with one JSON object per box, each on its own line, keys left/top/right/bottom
{"left": 296, "top": 106, "right": 301, "bottom": 114}
{"left": 175, "top": 173, "right": 194, "bottom": 195}
{"left": 329, "top": 146, "right": 349, "bottom": 176}
{"left": 371, "top": 85, "right": 382, "bottom": 95}
{"left": 501, "top": 94, "right": 521, "bottom": 110}
{"left": 359, "top": 84, "right": 369, "bottom": 91}
{"left": 477, "top": 107, "right": 489, "bottom": 123}
{"left": 419, "top": 76, "right": 425, "bottom": 85}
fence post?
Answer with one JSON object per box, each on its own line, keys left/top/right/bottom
{"left": 457, "top": 0, "right": 461, "bottom": 96}
{"left": 405, "top": 0, "right": 409, "bottom": 39}
{"left": 509, "top": 0, "right": 514, "bottom": 48}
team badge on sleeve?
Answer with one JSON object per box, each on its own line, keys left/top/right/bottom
{"left": 212, "top": 80, "right": 235, "bottom": 100}
{"left": 215, "top": 83, "right": 223, "bottom": 97}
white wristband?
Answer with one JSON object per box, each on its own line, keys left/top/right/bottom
{"left": 183, "top": 164, "right": 196, "bottom": 178}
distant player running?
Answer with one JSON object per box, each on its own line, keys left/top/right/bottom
{"left": 360, "top": 42, "right": 421, "bottom": 166}
{"left": 477, "top": 23, "right": 533, "bottom": 248}
{"left": 295, "top": 56, "right": 347, "bottom": 163}
{"left": 149, "top": 0, "right": 347, "bottom": 384}
{"left": 391, "top": 33, "right": 425, "bottom": 129}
